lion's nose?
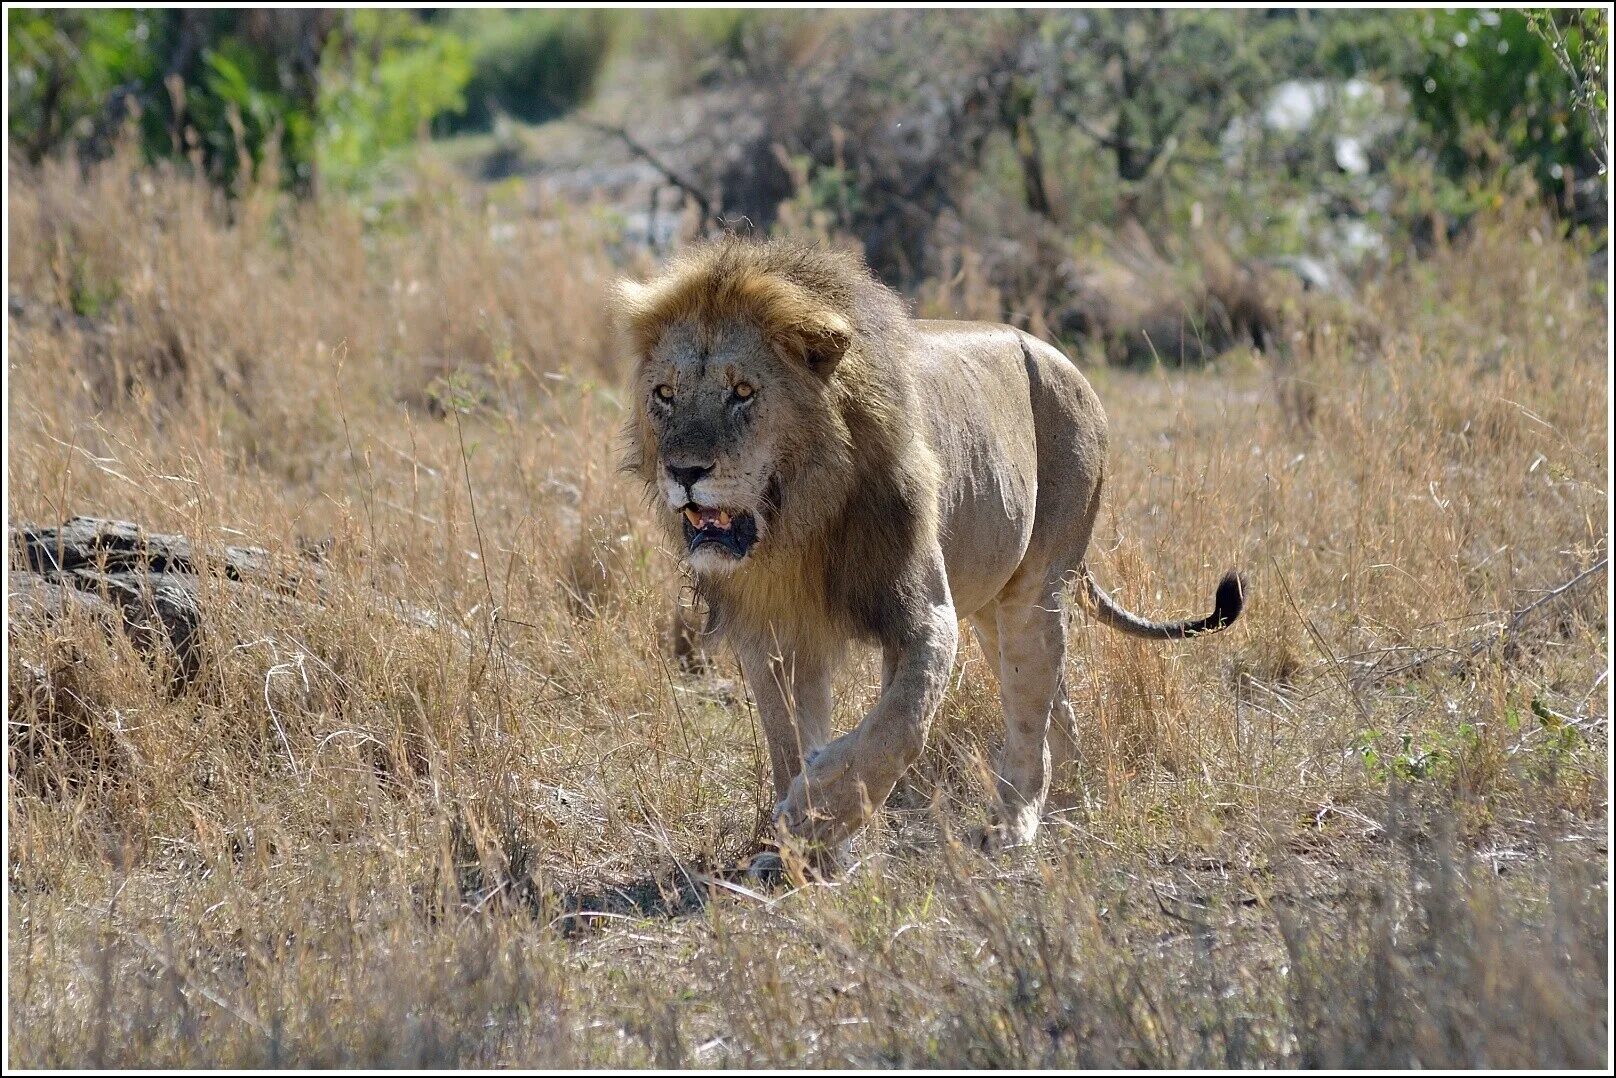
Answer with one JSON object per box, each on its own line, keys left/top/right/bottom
{"left": 666, "top": 462, "right": 713, "bottom": 492}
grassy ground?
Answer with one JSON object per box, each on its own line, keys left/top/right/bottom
{"left": 6, "top": 148, "right": 1609, "bottom": 1067}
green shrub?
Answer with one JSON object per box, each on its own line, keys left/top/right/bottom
{"left": 442, "top": 10, "right": 613, "bottom": 131}
{"left": 7, "top": 9, "right": 157, "bottom": 163}
{"left": 7, "top": 10, "right": 474, "bottom": 195}
{"left": 1404, "top": 9, "right": 1605, "bottom": 219}
{"left": 7, "top": 10, "right": 336, "bottom": 191}
{"left": 316, "top": 11, "right": 473, "bottom": 192}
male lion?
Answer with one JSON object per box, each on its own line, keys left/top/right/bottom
{"left": 615, "top": 239, "right": 1243, "bottom": 857}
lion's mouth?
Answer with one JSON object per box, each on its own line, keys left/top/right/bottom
{"left": 681, "top": 504, "right": 759, "bottom": 559}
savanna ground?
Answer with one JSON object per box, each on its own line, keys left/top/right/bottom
{"left": 6, "top": 139, "right": 1610, "bottom": 1066}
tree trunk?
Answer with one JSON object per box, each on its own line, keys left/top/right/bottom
{"left": 1015, "top": 114, "right": 1053, "bottom": 220}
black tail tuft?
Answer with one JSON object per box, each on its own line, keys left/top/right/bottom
{"left": 1209, "top": 571, "right": 1246, "bottom": 631}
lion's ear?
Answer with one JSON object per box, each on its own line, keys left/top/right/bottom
{"left": 609, "top": 277, "right": 650, "bottom": 320}
{"left": 609, "top": 277, "right": 664, "bottom": 358}
{"left": 796, "top": 313, "right": 852, "bottom": 378}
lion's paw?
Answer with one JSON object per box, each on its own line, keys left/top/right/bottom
{"left": 741, "top": 850, "right": 790, "bottom": 888}
{"left": 968, "top": 813, "right": 1041, "bottom": 857}
{"left": 740, "top": 842, "right": 853, "bottom": 888}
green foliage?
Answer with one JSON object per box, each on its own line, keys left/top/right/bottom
{"left": 1353, "top": 689, "right": 1589, "bottom": 790}
{"left": 1527, "top": 7, "right": 1609, "bottom": 168}
{"left": 7, "top": 9, "right": 157, "bottom": 162}
{"left": 441, "top": 10, "right": 613, "bottom": 131}
{"left": 426, "top": 370, "right": 491, "bottom": 417}
{"left": 1315, "top": 10, "right": 1427, "bottom": 80}
{"left": 1034, "top": 7, "right": 1606, "bottom": 252}
{"left": 9, "top": 6, "right": 1606, "bottom": 233}
{"left": 1044, "top": 11, "right": 1307, "bottom": 210}
{"left": 65, "top": 253, "right": 120, "bottom": 320}
{"left": 1405, "top": 9, "right": 1605, "bottom": 208}
{"left": 316, "top": 11, "right": 473, "bottom": 192}
{"left": 8, "top": 10, "right": 475, "bottom": 194}
{"left": 675, "top": 8, "right": 765, "bottom": 61}
{"left": 8, "top": 10, "right": 329, "bottom": 189}
{"left": 188, "top": 37, "right": 315, "bottom": 188}
{"left": 1351, "top": 729, "right": 1443, "bottom": 784}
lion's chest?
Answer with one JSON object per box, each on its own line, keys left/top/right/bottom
{"left": 706, "top": 558, "right": 854, "bottom": 658}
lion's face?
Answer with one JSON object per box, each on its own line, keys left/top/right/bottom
{"left": 633, "top": 318, "right": 832, "bottom": 575}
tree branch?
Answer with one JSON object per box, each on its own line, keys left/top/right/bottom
{"left": 1356, "top": 557, "right": 1608, "bottom": 687}
{"left": 577, "top": 119, "right": 720, "bottom": 234}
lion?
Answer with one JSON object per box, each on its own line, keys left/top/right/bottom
{"left": 614, "top": 238, "right": 1244, "bottom": 860}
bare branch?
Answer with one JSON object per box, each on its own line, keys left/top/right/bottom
{"left": 578, "top": 118, "right": 721, "bottom": 234}
{"left": 1357, "top": 557, "right": 1608, "bottom": 687}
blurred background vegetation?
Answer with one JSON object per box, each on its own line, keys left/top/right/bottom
{"left": 8, "top": 7, "right": 1608, "bottom": 348}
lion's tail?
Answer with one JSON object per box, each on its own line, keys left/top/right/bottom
{"left": 1078, "top": 565, "right": 1246, "bottom": 640}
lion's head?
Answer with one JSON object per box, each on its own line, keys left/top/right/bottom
{"left": 613, "top": 239, "right": 915, "bottom": 579}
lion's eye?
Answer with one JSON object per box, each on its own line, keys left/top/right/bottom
{"left": 654, "top": 384, "right": 675, "bottom": 403}
{"left": 733, "top": 382, "right": 755, "bottom": 401}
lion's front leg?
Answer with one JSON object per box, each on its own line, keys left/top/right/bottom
{"left": 738, "top": 644, "right": 834, "bottom": 800}
{"left": 775, "top": 565, "right": 959, "bottom": 848}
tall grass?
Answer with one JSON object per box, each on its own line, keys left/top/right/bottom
{"left": 6, "top": 148, "right": 1608, "bottom": 1067}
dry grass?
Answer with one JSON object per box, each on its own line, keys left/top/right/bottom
{"left": 5, "top": 149, "right": 1609, "bottom": 1068}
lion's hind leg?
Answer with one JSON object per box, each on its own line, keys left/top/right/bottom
{"left": 986, "top": 576, "right": 1068, "bottom": 849}
{"left": 1048, "top": 637, "right": 1081, "bottom": 788}
{"left": 970, "top": 603, "right": 1002, "bottom": 686}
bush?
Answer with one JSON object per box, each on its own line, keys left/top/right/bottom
{"left": 315, "top": 11, "right": 472, "bottom": 192}
{"left": 7, "top": 10, "right": 477, "bottom": 195}
{"left": 442, "top": 10, "right": 613, "bottom": 131}
{"left": 1404, "top": 9, "right": 1607, "bottom": 223}
{"left": 7, "top": 10, "right": 339, "bottom": 191}
{"left": 7, "top": 9, "right": 157, "bottom": 163}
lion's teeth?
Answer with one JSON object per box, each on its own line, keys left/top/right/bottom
{"left": 684, "top": 505, "right": 741, "bottom": 530}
